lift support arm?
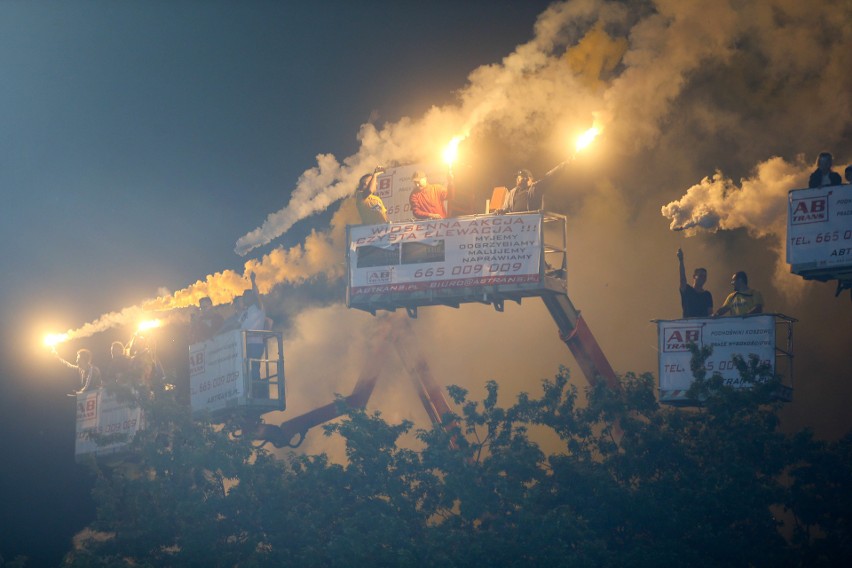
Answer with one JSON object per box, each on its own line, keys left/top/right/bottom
{"left": 541, "top": 293, "right": 620, "bottom": 391}
{"left": 255, "top": 315, "right": 455, "bottom": 449}
{"left": 255, "top": 318, "right": 395, "bottom": 448}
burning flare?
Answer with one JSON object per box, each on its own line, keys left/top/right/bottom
{"left": 575, "top": 127, "right": 600, "bottom": 154}
{"left": 43, "top": 333, "right": 69, "bottom": 348}
{"left": 137, "top": 319, "right": 162, "bottom": 333}
{"left": 442, "top": 136, "right": 464, "bottom": 167}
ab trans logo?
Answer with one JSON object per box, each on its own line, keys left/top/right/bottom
{"left": 663, "top": 326, "right": 702, "bottom": 352}
{"left": 76, "top": 396, "right": 97, "bottom": 420}
{"left": 377, "top": 175, "right": 393, "bottom": 199}
{"left": 368, "top": 270, "right": 392, "bottom": 284}
{"left": 791, "top": 195, "right": 829, "bottom": 225}
{"left": 189, "top": 350, "right": 205, "bottom": 377}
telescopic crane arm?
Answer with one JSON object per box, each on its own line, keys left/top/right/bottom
{"left": 541, "top": 293, "right": 620, "bottom": 391}
{"left": 254, "top": 318, "right": 392, "bottom": 448}
{"left": 254, "top": 315, "right": 454, "bottom": 448}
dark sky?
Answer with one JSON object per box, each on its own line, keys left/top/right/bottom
{"left": 1, "top": 1, "right": 850, "bottom": 565}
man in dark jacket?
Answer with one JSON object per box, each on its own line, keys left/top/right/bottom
{"left": 808, "top": 152, "right": 842, "bottom": 188}
{"left": 500, "top": 168, "right": 555, "bottom": 213}
{"left": 677, "top": 248, "right": 712, "bottom": 317}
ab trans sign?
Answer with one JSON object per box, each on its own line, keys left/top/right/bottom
{"left": 654, "top": 314, "right": 796, "bottom": 406}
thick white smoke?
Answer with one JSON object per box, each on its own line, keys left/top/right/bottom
{"left": 661, "top": 157, "right": 822, "bottom": 299}
{"left": 56, "top": 201, "right": 359, "bottom": 341}
{"left": 62, "top": 305, "right": 147, "bottom": 342}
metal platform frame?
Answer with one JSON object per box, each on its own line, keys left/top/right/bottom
{"left": 347, "top": 211, "right": 569, "bottom": 317}
{"left": 652, "top": 313, "right": 798, "bottom": 406}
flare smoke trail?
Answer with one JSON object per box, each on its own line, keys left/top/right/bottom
{"left": 662, "top": 158, "right": 807, "bottom": 296}
{"left": 662, "top": 157, "right": 810, "bottom": 236}
{"left": 661, "top": 156, "right": 851, "bottom": 299}
{"left": 56, "top": 202, "right": 358, "bottom": 341}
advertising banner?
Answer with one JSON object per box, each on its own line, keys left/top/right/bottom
{"left": 75, "top": 390, "right": 144, "bottom": 460}
{"left": 787, "top": 184, "right": 852, "bottom": 273}
{"left": 348, "top": 213, "right": 542, "bottom": 297}
{"left": 657, "top": 315, "right": 776, "bottom": 402}
{"left": 189, "top": 329, "right": 245, "bottom": 414}
{"left": 373, "top": 163, "right": 452, "bottom": 224}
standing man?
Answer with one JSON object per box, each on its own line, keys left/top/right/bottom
{"left": 104, "top": 341, "right": 132, "bottom": 386}
{"left": 499, "top": 167, "right": 559, "bottom": 213}
{"left": 54, "top": 348, "right": 102, "bottom": 395}
{"left": 409, "top": 169, "right": 454, "bottom": 220}
{"left": 808, "top": 152, "right": 842, "bottom": 188}
{"left": 189, "top": 296, "right": 225, "bottom": 344}
{"left": 677, "top": 248, "right": 713, "bottom": 317}
{"left": 715, "top": 271, "right": 764, "bottom": 316}
{"left": 355, "top": 166, "right": 389, "bottom": 224}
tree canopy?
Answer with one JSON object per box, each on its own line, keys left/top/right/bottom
{"left": 63, "top": 352, "right": 852, "bottom": 567}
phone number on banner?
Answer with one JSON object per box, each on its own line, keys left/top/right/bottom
{"left": 351, "top": 268, "right": 539, "bottom": 296}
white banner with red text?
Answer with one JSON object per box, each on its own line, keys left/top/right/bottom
{"left": 189, "top": 329, "right": 246, "bottom": 415}
{"left": 657, "top": 315, "right": 776, "bottom": 402}
{"left": 348, "top": 213, "right": 542, "bottom": 297}
{"left": 786, "top": 184, "right": 852, "bottom": 273}
{"left": 75, "top": 389, "right": 144, "bottom": 460}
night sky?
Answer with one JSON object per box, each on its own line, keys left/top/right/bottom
{"left": 1, "top": 1, "right": 850, "bottom": 565}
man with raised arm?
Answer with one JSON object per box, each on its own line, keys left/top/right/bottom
{"left": 54, "top": 348, "right": 102, "bottom": 395}
{"left": 677, "top": 248, "right": 713, "bottom": 317}
{"left": 355, "top": 166, "right": 389, "bottom": 225}
{"left": 189, "top": 296, "right": 225, "bottom": 344}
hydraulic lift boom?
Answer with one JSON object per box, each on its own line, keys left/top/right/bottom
{"left": 541, "top": 293, "right": 620, "bottom": 391}
{"left": 255, "top": 315, "right": 453, "bottom": 448}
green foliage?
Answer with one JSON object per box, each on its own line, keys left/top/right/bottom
{"left": 64, "top": 358, "right": 851, "bottom": 567}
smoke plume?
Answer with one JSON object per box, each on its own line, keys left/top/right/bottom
{"left": 58, "top": 201, "right": 359, "bottom": 341}
{"left": 661, "top": 156, "right": 822, "bottom": 298}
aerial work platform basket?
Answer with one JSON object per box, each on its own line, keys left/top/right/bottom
{"left": 345, "top": 212, "right": 620, "bottom": 391}
{"left": 189, "top": 329, "right": 285, "bottom": 419}
{"left": 346, "top": 211, "right": 568, "bottom": 316}
{"left": 74, "top": 389, "right": 145, "bottom": 463}
{"left": 787, "top": 184, "right": 852, "bottom": 295}
{"left": 653, "top": 313, "right": 797, "bottom": 406}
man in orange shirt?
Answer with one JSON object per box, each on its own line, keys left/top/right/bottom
{"left": 409, "top": 169, "right": 455, "bottom": 219}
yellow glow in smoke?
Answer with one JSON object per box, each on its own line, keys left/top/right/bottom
{"left": 575, "top": 127, "right": 600, "bottom": 153}
{"left": 43, "top": 333, "right": 69, "bottom": 348}
{"left": 442, "top": 136, "right": 463, "bottom": 166}
{"left": 137, "top": 319, "right": 162, "bottom": 333}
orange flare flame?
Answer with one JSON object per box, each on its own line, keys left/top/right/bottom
{"left": 575, "top": 127, "right": 600, "bottom": 153}
{"left": 137, "top": 319, "right": 162, "bottom": 333}
{"left": 442, "top": 136, "right": 464, "bottom": 166}
{"left": 43, "top": 333, "right": 69, "bottom": 348}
